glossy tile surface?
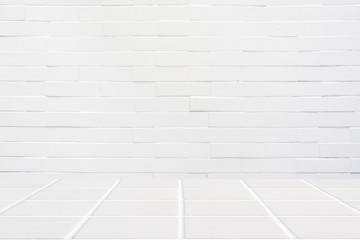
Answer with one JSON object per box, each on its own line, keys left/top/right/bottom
{"left": 0, "top": 175, "right": 359, "bottom": 239}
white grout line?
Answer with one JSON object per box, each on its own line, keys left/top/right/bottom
{"left": 239, "top": 179, "right": 297, "bottom": 239}
{"left": 64, "top": 179, "right": 121, "bottom": 240}
{"left": 0, "top": 179, "right": 59, "bottom": 215}
{"left": 303, "top": 179, "right": 360, "bottom": 215}
{"left": 178, "top": 179, "right": 186, "bottom": 240}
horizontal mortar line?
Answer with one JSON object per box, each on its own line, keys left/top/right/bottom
{"left": 0, "top": 128, "right": 354, "bottom": 130}
{"left": 1, "top": 65, "right": 360, "bottom": 67}
{"left": 3, "top": 50, "right": 360, "bottom": 53}
{"left": 3, "top": 198, "right": 357, "bottom": 201}
{"left": 1, "top": 126, "right": 348, "bottom": 129}
{"left": 0, "top": 156, "right": 354, "bottom": 159}
{"left": 0, "top": 140, "right": 351, "bottom": 143}
{"left": 1, "top": 81, "right": 360, "bottom": 83}
{"left": 1, "top": 19, "right": 359, "bottom": 23}
{"left": 1, "top": 19, "right": 360, "bottom": 22}
{"left": 2, "top": 215, "right": 359, "bottom": 217}
{"left": 0, "top": 111, "right": 357, "bottom": 113}
{"left": 3, "top": 49, "right": 360, "bottom": 52}
{"left": 0, "top": 179, "right": 59, "bottom": 215}
{"left": 0, "top": 65, "right": 359, "bottom": 68}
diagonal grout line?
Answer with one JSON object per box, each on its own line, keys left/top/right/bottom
{"left": 178, "top": 179, "right": 186, "bottom": 240}
{"left": 303, "top": 179, "right": 360, "bottom": 215}
{"left": 64, "top": 179, "right": 121, "bottom": 240}
{"left": 0, "top": 179, "right": 59, "bottom": 215}
{"left": 239, "top": 179, "right": 297, "bottom": 239}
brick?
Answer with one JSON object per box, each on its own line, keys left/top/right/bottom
{"left": 296, "top": 128, "right": 350, "bottom": 142}
{"left": 209, "top": 113, "right": 318, "bottom": 127}
{"left": 49, "top": 23, "right": 103, "bottom": 37}
{"left": 208, "top": 128, "right": 297, "bottom": 143}
{"left": 156, "top": 83, "right": 210, "bottom": 96}
{"left": 210, "top": 143, "right": 265, "bottom": 158}
{"left": 78, "top": 67, "right": 132, "bottom": 82}
{"left": 0, "top": 6, "right": 25, "bottom": 20}
{"left": 265, "top": 143, "right": 319, "bottom": 158}
{"left": 135, "top": 97, "right": 189, "bottom": 112}
{"left": 319, "top": 143, "right": 360, "bottom": 157}
{"left": 133, "top": 67, "right": 187, "bottom": 82}
{"left": 296, "top": 158, "right": 350, "bottom": 173}
{"left": 104, "top": 22, "right": 157, "bottom": 36}
{"left": 155, "top": 143, "right": 209, "bottom": 157}
{"left": 26, "top": 6, "right": 79, "bottom": 21}
{"left": 0, "top": 127, "right": 132, "bottom": 142}
{"left": 191, "top": 97, "right": 243, "bottom": 112}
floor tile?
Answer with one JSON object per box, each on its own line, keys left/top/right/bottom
{"left": 29, "top": 188, "right": 107, "bottom": 200}
{"left": 185, "top": 200, "right": 268, "bottom": 216}
{"left": 75, "top": 217, "right": 177, "bottom": 239}
{"left": 306, "top": 179, "right": 360, "bottom": 188}
{"left": 0, "top": 189, "right": 37, "bottom": 200}
{"left": 322, "top": 188, "right": 360, "bottom": 200}
{"left": 184, "top": 188, "right": 254, "bottom": 200}
{"left": 108, "top": 188, "right": 177, "bottom": 200}
{"left": 183, "top": 179, "right": 244, "bottom": 188}
{"left": 265, "top": 200, "right": 359, "bottom": 216}
{"left": 245, "top": 179, "right": 310, "bottom": 188}
{"left": 117, "top": 179, "right": 178, "bottom": 188}
{"left": 346, "top": 201, "right": 360, "bottom": 211}
{"left": 3, "top": 200, "right": 96, "bottom": 216}
{"left": 94, "top": 200, "right": 177, "bottom": 216}
{"left": 0, "top": 201, "right": 14, "bottom": 210}
{"left": 185, "top": 217, "right": 288, "bottom": 239}
{"left": 0, "top": 217, "right": 79, "bottom": 239}
{"left": 281, "top": 216, "right": 360, "bottom": 239}
{"left": 0, "top": 179, "right": 52, "bottom": 188}
{"left": 254, "top": 188, "right": 332, "bottom": 200}
{"left": 50, "top": 178, "right": 116, "bottom": 188}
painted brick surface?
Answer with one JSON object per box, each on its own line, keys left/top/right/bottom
{"left": 0, "top": 0, "right": 359, "bottom": 173}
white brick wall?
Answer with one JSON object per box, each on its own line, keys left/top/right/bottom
{"left": 0, "top": 0, "right": 359, "bottom": 174}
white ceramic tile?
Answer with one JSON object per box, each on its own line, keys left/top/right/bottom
{"left": 0, "top": 201, "right": 14, "bottom": 210}
{"left": 94, "top": 200, "right": 177, "bottom": 216}
{"left": 265, "top": 200, "right": 359, "bottom": 216}
{"left": 184, "top": 188, "right": 254, "bottom": 200}
{"left": 185, "top": 200, "right": 268, "bottom": 216}
{"left": 254, "top": 188, "right": 332, "bottom": 200}
{"left": 0, "top": 189, "right": 37, "bottom": 200}
{"left": 186, "top": 217, "right": 288, "bottom": 239}
{"left": 0, "top": 217, "right": 80, "bottom": 239}
{"left": 183, "top": 179, "right": 244, "bottom": 188}
{"left": 306, "top": 179, "right": 360, "bottom": 188}
{"left": 322, "top": 188, "right": 360, "bottom": 200}
{"left": 75, "top": 217, "right": 177, "bottom": 239}
{"left": 117, "top": 179, "right": 178, "bottom": 188}
{"left": 107, "top": 188, "right": 177, "bottom": 200}
{"left": 346, "top": 201, "right": 360, "bottom": 211}
{"left": 50, "top": 178, "right": 116, "bottom": 188}
{"left": 245, "top": 179, "right": 310, "bottom": 188}
{"left": 281, "top": 216, "right": 360, "bottom": 239}
{"left": 3, "top": 200, "right": 96, "bottom": 216}
{"left": 29, "top": 188, "right": 106, "bottom": 200}
{"left": 0, "top": 178, "right": 52, "bottom": 188}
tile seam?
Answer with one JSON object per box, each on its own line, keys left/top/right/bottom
{"left": 64, "top": 179, "right": 121, "bottom": 240}
{"left": 239, "top": 179, "right": 297, "bottom": 239}
{"left": 0, "top": 179, "right": 59, "bottom": 215}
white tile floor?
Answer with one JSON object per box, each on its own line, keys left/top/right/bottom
{"left": 0, "top": 174, "right": 360, "bottom": 239}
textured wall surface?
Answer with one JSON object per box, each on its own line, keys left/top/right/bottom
{"left": 0, "top": 0, "right": 360, "bottom": 174}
